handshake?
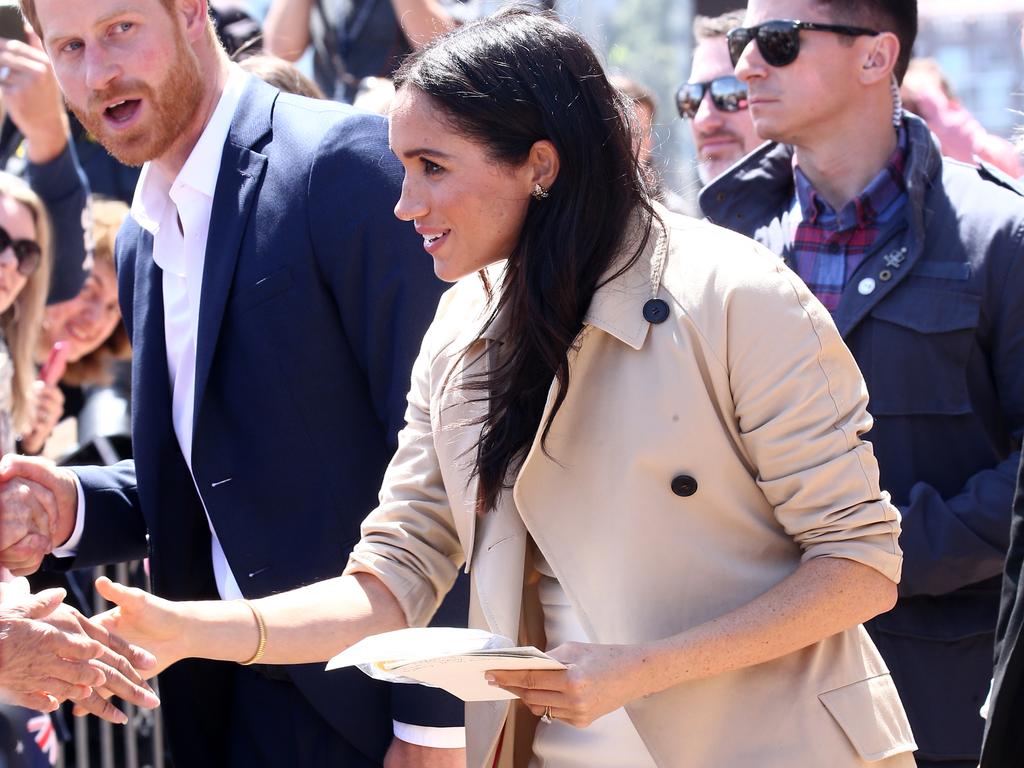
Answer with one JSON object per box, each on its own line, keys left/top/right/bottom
{"left": 0, "top": 455, "right": 159, "bottom": 723}
{"left": 0, "top": 455, "right": 79, "bottom": 576}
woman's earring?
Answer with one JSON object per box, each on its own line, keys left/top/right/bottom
{"left": 531, "top": 183, "right": 549, "bottom": 200}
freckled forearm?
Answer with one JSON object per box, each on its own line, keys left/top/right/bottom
{"left": 629, "top": 558, "right": 896, "bottom": 698}
{"left": 256, "top": 574, "right": 407, "bottom": 664}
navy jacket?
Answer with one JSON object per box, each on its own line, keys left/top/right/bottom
{"left": 23, "top": 141, "right": 89, "bottom": 303}
{"left": 982, "top": 452, "right": 1024, "bottom": 766}
{"left": 61, "top": 77, "right": 466, "bottom": 765}
{"left": 701, "top": 114, "right": 1024, "bottom": 763}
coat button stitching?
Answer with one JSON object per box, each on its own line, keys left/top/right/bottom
{"left": 643, "top": 298, "right": 670, "bottom": 324}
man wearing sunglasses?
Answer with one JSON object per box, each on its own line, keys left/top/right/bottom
{"left": 678, "top": 10, "right": 762, "bottom": 185}
{"left": 700, "top": 2, "right": 1024, "bottom": 767}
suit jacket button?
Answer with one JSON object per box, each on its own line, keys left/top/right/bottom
{"left": 643, "top": 298, "right": 670, "bottom": 324}
{"left": 671, "top": 474, "right": 698, "bottom": 497}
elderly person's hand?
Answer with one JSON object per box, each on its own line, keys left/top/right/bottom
{"left": 41, "top": 594, "right": 160, "bottom": 721}
{"left": 0, "top": 456, "right": 80, "bottom": 576}
{"left": 0, "top": 30, "right": 68, "bottom": 164}
{"left": 0, "top": 586, "right": 159, "bottom": 722}
{"left": 0, "top": 475, "right": 58, "bottom": 576}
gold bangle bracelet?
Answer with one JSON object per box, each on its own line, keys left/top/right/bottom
{"left": 239, "top": 599, "right": 267, "bottom": 666}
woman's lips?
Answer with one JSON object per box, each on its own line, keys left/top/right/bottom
{"left": 422, "top": 230, "right": 451, "bottom": 254}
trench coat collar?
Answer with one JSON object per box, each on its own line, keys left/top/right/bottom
{"left": 583, "top": 208, "right": 665, "bottom": 350}
{"left": 474, "top": 207, "right": 667, "bottom": 351}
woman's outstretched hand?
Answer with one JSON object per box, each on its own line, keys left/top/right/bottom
{"left": 90, "top": 576, "right": 190, "bottom": 680}
{"left": 485, "top": 641, "right": 650, "bottom": 728}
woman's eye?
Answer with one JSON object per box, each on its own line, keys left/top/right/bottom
{"left": 423, "top": 159, "right": 444, "bottom": 175}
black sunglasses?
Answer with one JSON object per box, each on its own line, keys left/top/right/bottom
{"left": 0, "top": 224, "right": 41, "bottom": 276}
{"left": 676, "top": 76, "right": 749, "bottom": 119}
{"left": 727, "top": 20, "right": 879, "bottom": 68}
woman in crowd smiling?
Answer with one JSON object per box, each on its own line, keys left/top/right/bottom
{"left": 96, "top": 10, "right": 915, "bottom": 767}
{"left": 27, "top": 198, "right": 131, "bottom": 449}
{"left": 0, "top": 172, "right": 51, "bottom": 455}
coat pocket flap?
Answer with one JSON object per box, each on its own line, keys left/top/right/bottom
{"left": 870, "top": 287, "right": 979, "bottom": 334}
{"left": 818, "top": 674, "right": 917, "bottom": 762}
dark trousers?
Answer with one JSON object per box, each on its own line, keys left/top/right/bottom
{"left": 227, "top": 666, "right": 380, "bottom": 768}
{"left": 916, "top": 760, "right": 979, "bottom": 768}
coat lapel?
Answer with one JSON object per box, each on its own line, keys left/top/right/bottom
{"left": 434, "top": 344, "right": 488, "bottom": 574}
{"left": 434, "top": 284, "right": 528, "bottom": 640}
{"left": 191, "top": 80, "right": 274, "bottom": 450}
{"left": 446, "top": 226, "right": 658, "bottom": 641}
{"left": 831, "top": 220, "right": 919, "bottom": 338}
{"left": 435, "top": 271, "right": 511, "bottom": 574}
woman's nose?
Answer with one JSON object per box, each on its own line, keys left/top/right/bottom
{"left": 394, "top": 178, "right": 428, "bottom": 222}
{"left": 0, "top": 246, "right": 19, "bottom": 273}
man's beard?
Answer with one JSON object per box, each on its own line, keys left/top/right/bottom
{"left": 69, "top": 35, "right": 204, "bottom": 167}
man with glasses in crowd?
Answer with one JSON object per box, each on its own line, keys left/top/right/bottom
{"left": 701, "top": 2, "right": 1024, "bottom": 767}
{"left": 677, "top": 9, "right": 762, "bottom": 186}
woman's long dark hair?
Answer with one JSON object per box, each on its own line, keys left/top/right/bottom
{"left": 393, "top": 8, "right": 658, "bottom": 512}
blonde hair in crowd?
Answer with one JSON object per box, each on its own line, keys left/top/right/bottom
{"left": 0, "top": 172, "right": 52, "bottom": 432}
{"left": 62, "top": 199, "right": 132, "bottom": 387}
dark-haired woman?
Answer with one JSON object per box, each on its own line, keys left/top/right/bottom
{"left": 95, "top": 10, "right": 916, "bottom": 767}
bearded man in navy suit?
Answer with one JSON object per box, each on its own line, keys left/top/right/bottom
{"left": 0, "top": 0, "right": 468, "bottom": 765}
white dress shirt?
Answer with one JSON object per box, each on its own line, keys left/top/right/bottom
{"left": 129, "top": 65, "right": 248, "bottom": 601}
{"left": 57, "top": 66, "right": 248, "bottom": 599}
{"left": 58, "top": 65, "right": 463, "bottom": 749}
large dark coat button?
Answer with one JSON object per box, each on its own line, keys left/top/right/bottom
{"left": 671, "top": 474, "right": 698, "bottom": 497}
{"left": 643, "top": 298, "right": 670, "bottom": 324}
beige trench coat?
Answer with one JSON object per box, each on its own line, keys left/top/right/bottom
{"left": 345, "top": 208, "right": 917, "bottom": 768}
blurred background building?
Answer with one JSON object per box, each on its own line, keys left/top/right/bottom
{"left": 915, "top": 1, "right": 1024, "bottom": 139}
{"left": 239, "top": 0, "right": 1024, "bottom": 206}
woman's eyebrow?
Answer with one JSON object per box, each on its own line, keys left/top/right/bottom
{"left": 399, "top": 147, "right": 454, "bottom": 160}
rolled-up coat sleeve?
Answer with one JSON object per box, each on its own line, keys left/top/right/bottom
{"left": 343, "top": 310, "right": 465, "bottom": 629}
{"left": 724, "top": 247, "right": 903, "bottom": 582}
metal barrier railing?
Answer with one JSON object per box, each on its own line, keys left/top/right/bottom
{"left": 57, "top": 562, "right": 168, "bottom": 768}
{"left": 50, "top": 377, "right": 167, "bottom": 767}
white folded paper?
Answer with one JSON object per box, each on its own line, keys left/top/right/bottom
{"left": 326, "top": 627, "right": 566, "bottom": 701}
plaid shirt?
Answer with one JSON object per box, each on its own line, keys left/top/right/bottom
{"left": 788, "top": 129, "right": 908, "bottom": 312}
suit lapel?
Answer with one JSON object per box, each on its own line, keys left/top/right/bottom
{"left": 191, "top": 80, "right": 274, "bottom": 450}
{"left": 131, "top": 230, "right": 173, "bottom": 446}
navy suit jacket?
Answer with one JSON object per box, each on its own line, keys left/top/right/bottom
{"left": 63, "top": 77, "right": 466, "bottom": 765}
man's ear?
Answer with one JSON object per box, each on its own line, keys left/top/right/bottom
{"left": 177, "top": 0, "right": 210, "bottom": 44}
{"left": 859, "top": 32, "right": 900, "bottom": 85}
{"left": 526, "top": 140, "right": 560, "bottom": 193}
